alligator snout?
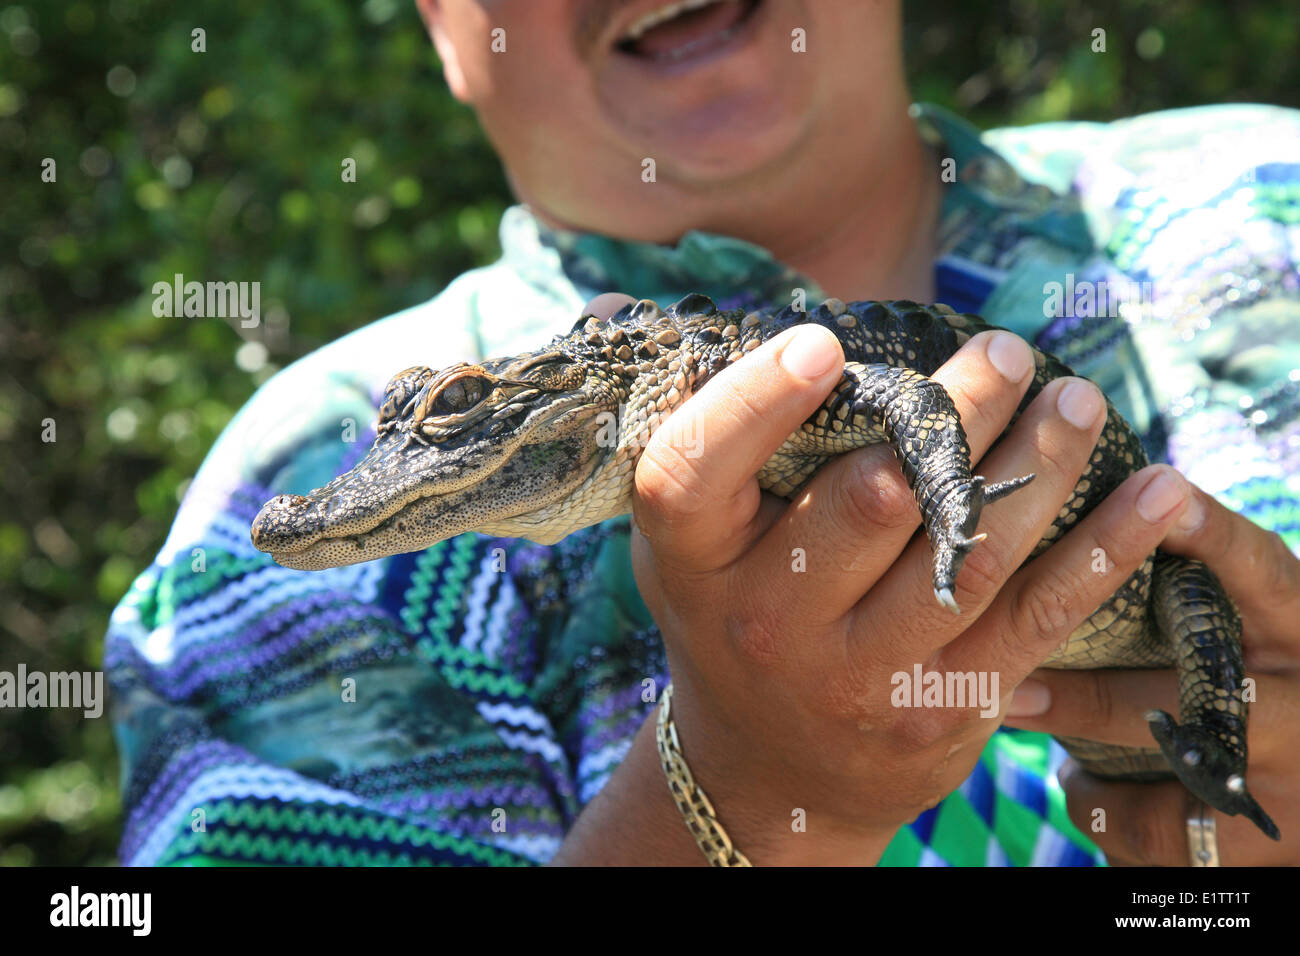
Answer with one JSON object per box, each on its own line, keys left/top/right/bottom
{"left": 250, "top": 493, "right": 319, "bottom": 553}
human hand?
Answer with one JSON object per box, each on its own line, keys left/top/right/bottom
{"left": 1004, "top": 487, "right": 1300, "bottom": 865}
{"left": 589, "top": 293, "right": 1202, "bottom": 864}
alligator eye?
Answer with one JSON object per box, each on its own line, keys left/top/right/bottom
{"left": 431, "top": 375, "right": 487, "bottom": 415}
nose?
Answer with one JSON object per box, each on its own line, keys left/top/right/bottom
{"left": 250, "top": 494, "right": 313, "bottom": 551}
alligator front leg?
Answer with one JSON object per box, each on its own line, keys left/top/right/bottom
{"left": 784, "top": 361, "right": 1035, "bottom": 613}
{"left": 1145, "top": 553, "right": 1280, "bottom": 839}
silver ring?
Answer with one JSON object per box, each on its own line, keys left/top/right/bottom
{"left": 1187, "top": 799, "right": 1220, "bottom": 866}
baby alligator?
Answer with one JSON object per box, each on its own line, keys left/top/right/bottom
{"left": 251, "top": 294, "right": 1279, "bottom": 840}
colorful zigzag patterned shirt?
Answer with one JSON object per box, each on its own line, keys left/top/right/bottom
{"left": 106, "top": 103, "right": 1300, "bottom": 866}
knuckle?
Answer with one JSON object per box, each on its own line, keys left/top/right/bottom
{"left": 888, "top": 694, "right": 968, "bottom": 752}
{"left": 1008, "top": 569, "right": 1078, "bottom": 644}
{"left": 1035, "top": 431, "right": 1090, "bottom": 483}
{"left": 836, "top": 451, "right": 918, "bottom": 532}
{"left": 892, "top": 709, "right": 951, "bottom": 752}
{"left": 946, "top": 379, "right": 1009, "bottom": 447}
{"left": 954, "top": 542, "right": 1010, "bottom": 599}
{"left": 724, "top": 612, "right": 786, "bottom": 668}
{"left": 934, "top": 333, "right": 1026, "bottom": 441}
{"left": 822, "top": 667, "right": 873, "bottom": 724}
{"left": 720, "top": 386, "right": 771, "bottom": 433}
{"left": 1093, "top": 516, "right": 1153, "bottom": 575}
{"left": 939, "top": 374, "right": 983, "bottom": 420}
{"left": 634, "top": 443, "right": 708, "bottom": 520}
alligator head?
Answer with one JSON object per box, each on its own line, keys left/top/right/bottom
{"left": 251, "top": 298, "right": 692, "bottom": 570}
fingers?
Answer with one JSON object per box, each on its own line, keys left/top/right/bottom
{"left": 853, "top": 375, "right": 1109, "bottom": 658}
{"left": 632, "top": 325, "right": 845, "bottom": 572}
{"left": 1003, "top": 667, "right": 1178, "bottom": 748}
{"left": 1161, "top": 483, "right": 1300, "bottom": 648}
{"left": 751, "top": 330, "right": 1036, "bottom": 625}
{"left": 1005, "top": 667, "right": 1298, "bottom": 763}
{"left": 953, "top": 465, "right": 1195, "bottom": 684}
{"left": 581, "top": 292, "right": 637, "bottom": 321}
{"left": 1057, "top": 761, "right": 1295, "bottom": 865}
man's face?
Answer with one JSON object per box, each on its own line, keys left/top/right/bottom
{"left": 421, "top": 0, "right": 905, "bottom": 239}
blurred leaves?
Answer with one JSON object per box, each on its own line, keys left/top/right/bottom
{"left": 904, "top": 0, "right": 1299, "bottom": 126}
{"left": 1, "top": 0, "right": 1297, "bottom": 865}
{"left": 0, "top": 0, "right": 510, "bottom": 866}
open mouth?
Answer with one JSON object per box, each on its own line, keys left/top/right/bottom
{"left": 615, "top": 0, "right": 763, "bottom": 65}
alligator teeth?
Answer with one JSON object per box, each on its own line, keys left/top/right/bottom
{"left": 620, "top": 0, "right": 722, "bottom": 42}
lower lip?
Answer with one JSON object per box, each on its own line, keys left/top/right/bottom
{"left": 614, "top": 0, "right": 766, "bottom": 76}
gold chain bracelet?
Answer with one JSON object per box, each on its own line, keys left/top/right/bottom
{"left": 655, "top": 683, "right": 752, "bottom": 867}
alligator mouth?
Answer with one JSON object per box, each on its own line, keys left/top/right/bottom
{"left": 251, "top": 393, "right": 602, "bottom": 569}
{"left": 251, "top": 461, "right": 504, "bottom": 564}
{"left": 259, "top": 488, "right": 481, "bottom": 571}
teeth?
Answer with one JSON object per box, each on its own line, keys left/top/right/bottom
{"left": 621, "top": 0, "right": 726, "bottom": 42}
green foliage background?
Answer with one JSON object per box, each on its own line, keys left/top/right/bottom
{"left": 1, "top": 0, "right": 1297, "bottom": 866}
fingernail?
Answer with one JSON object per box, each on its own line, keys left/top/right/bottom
{"left": 1136, "top": 469, "right": 1188, "bottom": 523}
{"left": 986, "top": 332, "right": 1033, "bottom": 383}
{"left": 1007, "top": 679, "right": 1051, "bottom": 717}
{"left": 1176, "top": 494, "right": 1206, "bottom": 533}
{"left": 779, "top": 327, "right": 840, "bottom": 379}
{"left": 1057, "top": 380, "right": 1103, "bottom": 429}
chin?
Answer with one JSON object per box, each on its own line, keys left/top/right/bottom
{"left": 592, "top": 0, "right": 819, "bottom": 184}
{"left": 649, "top": 86, "right": 815, "bottom": 183}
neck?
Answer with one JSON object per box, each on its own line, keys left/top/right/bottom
{"left": 522, "top": 98, "right": 940, "bottom": 305}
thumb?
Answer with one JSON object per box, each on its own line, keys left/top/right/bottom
{"left": 634, "top": 324, "right": 845, "bottom": 571}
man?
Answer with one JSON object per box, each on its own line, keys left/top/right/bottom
{"left": 107, "top": 1, "right": 1300, "bottom": 865}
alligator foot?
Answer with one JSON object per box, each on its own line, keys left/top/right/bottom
{"left": 1145, "top": 709, "right": 1280, "bottom": 841}
{"left": 930, "top": 472, "right": 1036, "bottom": 613}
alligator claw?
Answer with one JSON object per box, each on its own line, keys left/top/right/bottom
{"left": 928, "top": 472, "right": 1036, "bottom": 613}
{"left": 983, "top": 473, "right": 1037, "bottom": 503}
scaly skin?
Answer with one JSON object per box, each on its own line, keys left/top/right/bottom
{"left": 250, "top": 294, "right": 1279, "bottom": 839}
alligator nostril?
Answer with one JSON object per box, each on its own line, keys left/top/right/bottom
{"left": 251, "top": 493, "right": 322, "bottom": 555}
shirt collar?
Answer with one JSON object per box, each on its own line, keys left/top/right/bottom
{"left": 496, "top": 102, "right": 1092, "bottom": 307}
